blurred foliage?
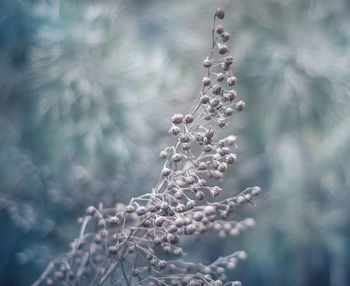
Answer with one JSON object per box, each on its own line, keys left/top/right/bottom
{"left": 0, "top": 0, "right": 350, "bottom": 286}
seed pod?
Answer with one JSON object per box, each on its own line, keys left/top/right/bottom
{"left": 204, "top": 205, "right": 216, "bottom": 216}
{"left": 252, "top": 186, "right": 262, "bottom": 195}
{"left": 86, "top": 206, "right": 95, "bottom": 216}
{"left": 228, "top": 90, "right": 237, "bottom": 101}
{"left": 206, "top": 129, "right": 215, "bottom": 138}
{"left": 210, "top": 98, "right": 220, "bottom": 107}
{"left": 160, "top": 150, "right": 168, "bottom": 159}
{"left": 227, "top": 76, "right": 237, "bottom": 86}
{"left": 215, "top": 8, "right": 225, "bottom": 19}
{"left": 200, "top": 95, "right": 210, "bottom": 104}
{"left": 216, "top": 73, "right": 225, "bottom": 82}
{"left": 194, "top": 212, "right": 204, "bottom": 221}
{"left": 185, "top": 224, "right": 197, "bottom": 235}
{"left": 212, "top": 84, "right": 222, "bottom": 95}
{"left": 172, "top": 153, "right": 182, "bottom": 162}
{"left": 218, "top": 117, "right": 227, "bottom": 128}
{"left": 169, "top": 125, "right": 181, "bottom": 135}
{"left": 184, "top": 114, "right": 194, "bottom": 124}
{"left": 108, "top": 245, "right": 118, "bottom": 254}
{"left": 161, "top": 202, "right": 169, "bottom": 210}
{"left": 195, "top": 191, "right": 205, "bottom": 200}
{"left": 216, "top": 25, "right": 224, "bottom": 34}
{"left": 235, "top": 100, "right": 245, "bottom": 111}
{"left": 126, "top": 205, "right": 135, "bottom": 213}
{"left": 224, "top": 107, "right": 234, "bottom": 116}
{"left": 158, "top": 260, "right": 167, "bottom": 269}
{"left": 179, "top": 133, "right": 190, "bottom": 143}
{"left": 161, "top": 168, "right": 171, "bottom": 177}
{"left": 211, "top": 186, "right": 222, "bottom": 196}
{"left": 226, "top": 153, "right": 237, "bottom": 164}
{"left": 203, "top": 144, "right": 212, "bottom": 152}
{"left": 179, "top": 144, "right": 189, "bottom": 153}
{"left": 221, "top": 32, "right": 230, "bottom": 42}
{"left": 155, "top": 217, "right": 165, "bottom": 227}
{"left": 202, "top": 77, "right": 211, "bottom": 86}
{"left": 217, "top": 44, "right": 228, "bottom": 54}
{"left": 136, "top": 206, "right": 147, "bottom": 216}
{"left": 171, "top": 114, "right": 184, "bottom": 124}
{"left": 203, "top": 57, "right": 212, "bottom": 68}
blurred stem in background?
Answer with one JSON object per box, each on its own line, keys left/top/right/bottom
{"left": 0, "top": 0, "right": 350, "bottom": 286}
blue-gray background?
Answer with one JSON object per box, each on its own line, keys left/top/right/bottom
{"left": 1, "top": 0, "right": 350, "bottom": 285}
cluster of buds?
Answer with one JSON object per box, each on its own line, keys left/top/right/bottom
{"left": 32, "top": 8, "right": 261, "bottom": 286}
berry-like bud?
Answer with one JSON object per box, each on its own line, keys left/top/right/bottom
{"left": 224, "top": 107, "right": 234, "bottom": 116}
{"left": 217, "top": 44, "right": 228, "bottom": 54}
{"left": 226, "top": 153, "right": 237, "bottom": 164}
{"left": 86, "top": 206, "right": 95, "bottom": 216}
{"left": 227, "top": 76, "right": 237, "bottom": 86}
{"left": 172, "top": 153, "right": 182, "bottom": 162}
{"left": 235, "top": 100, "right": 245, "bottom": 111}
{"left": 171, "top": 114, "right": 184, "bottom": 124}
{"left": 200, "top": 95, "right": 210, "bottom": 104}
{"left": 216, "top": 73, "right": 225, "bottom": 82}
{"left": 212, "top": 84, "right": 222, "bottom": 95}
{"left": 204, "top": 205, "right": 216, "bottom": 216}
{"left": 184, "top": 114, "right": 194, "bottom": 124}
{"left": 215, "top": 8, "right": 225, "bottom": 19}
{"left": 218, "top": 117, "right": 227, "bottom": 128}
{"left": 161, "top": 168, "right": 171, "bottom": 177}
{"left": 215, "top": 25, "right": 224, "bottom": 34}
{"left": 203, "top": 57, "right": 212, "bottom": 68}
{"left": 228, "top": 90, "right": 237, "bottom": 101}
{"left": 136, "top": 206, "right": 147, "bottom": 216}
{"left": 202, "top": 77, "right": 211, "bottom": 86}
{"left": 221, "top": 32, "right": 230, "bottom": 42}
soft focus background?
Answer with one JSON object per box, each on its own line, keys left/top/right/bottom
{"left": 1, "top": 0, "right": 350, "bottom": 285}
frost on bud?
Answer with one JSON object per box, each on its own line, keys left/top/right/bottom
{"left": 221, "top": 32, "right": 230, "bottom": 42}
{"left": 169, "top": 125, "right": 181, "bottom": 135}
{"left": 204, "top": 205, "right": 216, "bottom": 216}
{"left": 228, "top": 90, "right": 237, "bottom": 101}
{"left": 161, "top": 167, "right": 171, "bottom": 177}
{"left": 217, "top": 73, "right": 225, "bottom": 82}
{"left": 212, "top": 84, "right": 222, "bottom": 95}
{"left": 180, "top": 133, "right": 191, "bottom": 143}
{"left": 235, "top": 100, "right": 245, "bottom": 111}
{"left": 126, "top": 205, "right": 135, "bottom": 213}
{"left": 215, "top": 8, "right": 225, "bottom": 19}
{"left": 202, "top": 77, "right": 211, "bottom": 86}
{"left": 160, "top": 150, "right": 168, "bottom": 159}
{"left": 218, "top": 117, "right": 227, "bottom": 128}
{"left": 227, "top": 76, "right": 237, "bottom": 86}
{"left": 203, "top": 57, "right": 212, "bottom": 68}
{"left": 171, "top": 114, "right": 184, "bottom": 124}
{"left": 252, "top": 186, "right": 262, "bottom": 195}
{"left": 182, "top": 143, "right": 191, "bottom": 151}
{"left": 216, "top": 25, "right": 224, "bottom": 34}
{"left": 136, "top": 206, "right": 147, "bottom": 216}
{"left": 86, "top": 206, "right": 95, "bottom": 216}
{"left": 211, "top": 186, "right": 222, "bottom": 196}
{"left": 172, "top": 153, "right": 182, "bottom": 162}
{"left": 236, "top": 195, "right": 245, "bottom": 204}
{"left": 200, "top": 95, "right": 210, "bottom": 104}
{"left": 108, "top": 245, "right": 118, "bottom": 254}
{"left": 158, "top": 260, "right": 167, "bottom": 269}
{"left": 217, "top": 44, "right": 228, "bottom": 55}
{"left": 226, "top": 153, "right": 237, "bottom": 164}
{"left": 184, "top": 114, "right": 194, "bottom": 124}
{"left": 224, "top": 107, "right": 234, "bottom": 116}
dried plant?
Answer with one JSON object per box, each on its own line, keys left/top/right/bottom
{"left": 33, "top": 8, "right": 261, "bottom": 286}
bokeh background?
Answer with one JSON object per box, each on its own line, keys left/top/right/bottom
{"left": 1, "top": 0, "right": 350, "bottom": 285}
